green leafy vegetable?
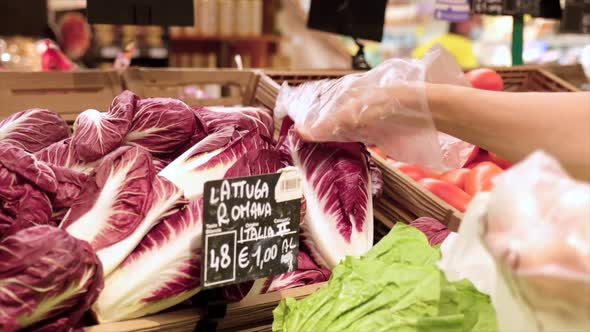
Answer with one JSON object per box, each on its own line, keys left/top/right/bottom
{"left": 272, "top": 224, "right": 497, "bottom": 332}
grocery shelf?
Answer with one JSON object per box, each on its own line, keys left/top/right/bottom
{"left": 169, "top": 34, "right": 282, "bottom": 68}
{"left": 170, "top": 35, "right": 282, "bottom": 43}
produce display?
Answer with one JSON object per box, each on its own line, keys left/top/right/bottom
{"left": 0, "top": 90, "right": 380, "bottom": 328}
{"left": 464, "top": 68, "right": 504, "bottom": 91}
{"left": 440, "top": 152, "right": 590, "bottom": 332}
{"left": 0, "top": 60, "right": 582, "bottom": 332}
{"left": 278, "top": 118, "right": 378, "bottom": 270}
{"left": 376, "top": 147, "right": 511, "bottom": 213}
{"left": 0, "top": 109, "right": 70, "bottom": 153}
{"left": 409, "top": 217, "right": 452, "bottom": 246}
{"left": 272, "top": 222, "right": 497, "bottom": 332}
{"left": 40, "top": 40, "right": 77, "bottom": 71}
{"left": 373, "top": 68, "right": 512, "bottom": 213}
{"left": 0, "top": 226, "right": 103, "bottom": 332}
{"left": 93, "top": 198, "right": 203, "bottom": 323}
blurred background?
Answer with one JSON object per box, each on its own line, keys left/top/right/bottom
{"left": 0, "top": 0, "right": 588, "bottom": 79}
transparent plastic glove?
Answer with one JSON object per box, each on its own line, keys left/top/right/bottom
{"left": 440, "top": 150, "right": 590, "bottom": 332}
{"left": 276, "top": 45, "right": 470, "bottom": 170}
{"left": 439, "top": 194, "right": 539, "bottom": 332}
{"left": 484, "top": 150, "right": 590, "bottom": 331}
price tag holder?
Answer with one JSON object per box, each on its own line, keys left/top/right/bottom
{"left": 87, "top": 0, "right": 194, "bottom": 26}
{"left": 0, "top": 1, "right": 47, "bottom": 36}
{"left": 470, "top": 0, "right": 562, "bottom": 18}
{"left": 561, "top": 0, "right": 590, "bottom": 33}
{"left": 435, "top": 0, "right": 471, "bottom": 22}
{"left": 202, "top": 170, "right": 302, "bottom": 289}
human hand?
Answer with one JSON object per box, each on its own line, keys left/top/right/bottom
{"left": 275, "top": 45, "right": 469, "bottom": 169}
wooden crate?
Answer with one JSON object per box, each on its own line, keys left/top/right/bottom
{"left": 264, "top": 69, "right": 362, "bottom": 85}
{"left": 84, "top": 65, "right": 578, "bottom": 331}
{"left": 375, "top": 67, "right": 578, "bottom": 230}
{"left": 0, "top": 70, "right": 122, "bottom": 122}
{"left": 266, "top": 67, "right": 580, "bottom": 92}
{"left": 493, "top": 64, "right": 587, "bottom": 91}
{"left": 80, "top": 70, "right": 316, "bottom": 331}
{"left": 541, "top": 64, "right": 588, "bottom": 89}
{"left": 264, "top": 66, "right": 580, "bottom": 231}
{"left": 494, "top": 66, "right": 580, "bottom": 92}
{"left": 371, "top": 152, "right": 463, "bottom": 230}
{"left": 123, "top": 67, "right": 262, "bottom": 107}
{"left": 217, "top": 283, "right": 324, "bottom": 331}
{"left": 85, "top": 283, "right": 324, "bottom": 332}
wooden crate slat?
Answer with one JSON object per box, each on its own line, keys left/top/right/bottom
{"left": 85, "top": 308, "right": 202, "bottom": 332}
{"left": 0, "top": 70, "right": 122, "bottom": 122}
{"left": 218, "top": 283, "right": 324, "bottom": 331}
{"left": 0, "top": 70, "right": 120, "bottom": 90}
{"left": 124, "top": 67, "right": 259, "bottom": 106}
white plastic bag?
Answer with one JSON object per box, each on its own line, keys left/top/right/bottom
{"left": 275, "top": 45, "right": 470, "bottom": 170}
{"left": 440, "top": 151, "right": 590, "bottom": 332}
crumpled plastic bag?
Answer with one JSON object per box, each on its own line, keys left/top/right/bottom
{"left": 275, "top": 45, "right": 471, "bottom": 170}
{"left": 439, "top": 150, "right": 590, "bottom": 332}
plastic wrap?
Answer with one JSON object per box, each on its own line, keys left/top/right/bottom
{"left": 276, "top": 45, "right": 470, "bottom": 170}
{"left": 440, "top": 151, "right": 590, "bottom": 332}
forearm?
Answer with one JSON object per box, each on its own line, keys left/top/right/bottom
{"left": 427, "top": 84, "right": 590, "bottom": 180}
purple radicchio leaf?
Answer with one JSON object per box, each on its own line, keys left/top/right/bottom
{"left": 34, "top": 138, "right": 95, "bottom": 174}
{"left": 263, "top": 250, "right": 330, "bottom": 293}
{"left": 47, "top": 164, "right": 90, "bottom": 209}
{"left": 96, "top": 174, "right": 187, "bottom": 276}
{"left": 0, "top": 226, "right": 103, "bottom": 332}
{"left": 160, "top": 107, "right": 209, "bottom": 160}
{"left": 196, "top": 106, "right": 274, "bottom": 140}
{"left": 92, "top": 198, "right": 203, "bottom": 323}
{"left": 277, "top": 120, "right": 374, "bottom": 269}
{"left": 410, "top": 217, "right": 451, "bottom": 246}
{"left": 224, "top": 149, "right": 287, "bottom": 179}
{"left": 70, "top": 90, "right": 137, "bottom": 162}
{"left": 0, "top": 142, "right": 58, "bottom": 193}
{"left": 159, "top": 128, "right": 270, "bottom": 199}
{"left": 0, "top": 143, "right": 56, "bottom": 237}
{"left": 152, "top": 157, "right": 172, "bottom": 173}
{"left": 0, "top": 173, "right": 53, "bottom": 239}
{"left": 0, "top": 108, "right": 69, "bottom": 153}
{"left": 61, "top": 146, "right": 155, "bottom": 254}
{"left": 108, "top": 90, "right": 138, "bottom": 122}
{"left": 124, "top": 98, "right": 198, "bottom": 157}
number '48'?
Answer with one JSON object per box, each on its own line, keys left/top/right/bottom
{"left": 209, "top": 244, "right": 231, "bottom": 272}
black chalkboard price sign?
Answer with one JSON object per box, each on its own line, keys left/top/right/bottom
{"left": 561, "top": 0, "right": 590, "bottom": 33}
{"left": 202, "top": 170, "right": 302, "bottom": 289}
{"left": 469, "top": 0, "right": 562, "bottom": 18}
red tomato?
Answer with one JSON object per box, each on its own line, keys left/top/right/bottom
{"left": 369, "top": 146, "right": 388, "bottom": 159}
{"left": 393, "top": 162, "right": 441, "bottom": 181}
{"left": 488, "top": 152, "right": 513, "bottom": 169}
{"left": 465, "top": 69, "right": 504, "bottom": 91}
{"left": 465, "top": 150, "right": 492, "bottom": 168}
{"left": 439, "top": 168, "right": 471, "bottom": 190}
{"left": 418, "top": 178, "right": 472, "bottom": 213}
{"left": 464, "top": 162, "right": 503, "bottom": 195}
{"left": 463, "top": 146, "right": 480, "bottom": 167}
